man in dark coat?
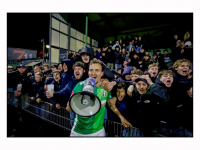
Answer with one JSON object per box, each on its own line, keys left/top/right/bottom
{"left": 128, "top": 77, "right": 161, "bottom": 136}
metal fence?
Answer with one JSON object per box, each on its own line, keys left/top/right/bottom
{"left": 7, "top": 93, "right": 165, "bottom": 137}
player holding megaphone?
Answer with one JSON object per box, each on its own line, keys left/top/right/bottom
{"left": 66, "top": 58, "right": 132, "bottom": 137}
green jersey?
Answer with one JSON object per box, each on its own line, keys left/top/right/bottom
{"left": 71, "top": 80, "right": 112, "bottom": 135}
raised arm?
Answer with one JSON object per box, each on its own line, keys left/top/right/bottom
{"left": 107, "top": 97, "right": 132, "bottom": 128}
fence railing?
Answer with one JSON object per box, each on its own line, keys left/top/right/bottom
{"left": 7, "top": 93, "right": 165, "bottom": 137}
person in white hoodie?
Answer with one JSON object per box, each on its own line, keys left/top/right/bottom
{"left": 112, "top": 41, "right": 121, "bottom": 50}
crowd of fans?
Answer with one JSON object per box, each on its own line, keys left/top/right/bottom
{"left": 7, "top": 31, "right": 193, "bottom": 137}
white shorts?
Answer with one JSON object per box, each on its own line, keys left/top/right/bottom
{"left": 70, "top": 128, "right": 106, "bottom": 137}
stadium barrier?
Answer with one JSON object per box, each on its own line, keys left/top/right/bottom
{"left": 7, "top": 93, "right": 165, "bottom": 137}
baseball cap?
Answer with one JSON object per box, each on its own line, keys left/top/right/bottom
{"left": 135, "top": 77, "right": 149, "bottom": 85}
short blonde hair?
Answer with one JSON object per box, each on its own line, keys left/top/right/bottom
{"left": 43, "top": 63, "right": 50, "bottom": 69}
{"left": 131, "top": 69, "right": 143, "bottom": 76}
{"left": 35, "top": 72, "right": 43, "bottom": 77}
{"left": 158, "top": 70, "right": 174, "bottom": 78}
{"left": 148, "top": 63, "right": 159, "bottom": 70}
{"left": 52, "top": 70, "right": 61, "bottom": 75}
{"left": 89, "top": 58, "right": 105, "bottom": 71}
{"left": 173, "top": 58, "right": 190, "bottom": 70}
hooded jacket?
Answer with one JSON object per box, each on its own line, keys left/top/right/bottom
{"left": 61, "top": 59, "right": 74, "bottom": 89}
{"left": 116, "top": 66, "right": 134, "bottom": 84}
{"left": 112, "top": 41, "right": 121, "bottom": 50}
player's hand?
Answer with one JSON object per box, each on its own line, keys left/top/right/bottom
{"left": 120, "top": 117, "right": 132, "bottom": 128}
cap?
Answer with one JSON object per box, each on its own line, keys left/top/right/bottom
{"left": 135, "top": 77, "right": 149, "bottom": 85}
{"left": 8, "top": 66, "right": 13, "bottom": 69}
{"left": 144, "top": 71, "right": 150, "bottom": 75}
{"left": 51, "top": 64, "right": 57, "bottom": 68}
{"left": 17, "top": 64, "right": 26, "bottom": 68}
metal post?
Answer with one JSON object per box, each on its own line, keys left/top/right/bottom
{"left": 42, "top": 39, "right": 45, "bottom": 63}
{"left": 67, "top": 23, "right": 71, "bottom": 59}
{"left": 85, "top": 15, "right": 88, "bottom": 46}
{"left": 49, "top": 13, "right": 52, "bottom": 67}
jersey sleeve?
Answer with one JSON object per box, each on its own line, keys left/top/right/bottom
{"left": 70, "top": 81, "right": 84, "bottom": 97}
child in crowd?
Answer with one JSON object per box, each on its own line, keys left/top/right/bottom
{"left": 29, "top": 72, "right": 44, "bottom": 116}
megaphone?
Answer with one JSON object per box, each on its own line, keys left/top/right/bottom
{"left": 69, "top": 78, "right": 101, "bottom": 117}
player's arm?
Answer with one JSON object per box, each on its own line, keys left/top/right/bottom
{"left": 107, "top": 97, "right": 132, "bottom": 128}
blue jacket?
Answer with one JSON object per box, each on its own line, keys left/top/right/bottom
{"left": 61, "top": 59, "right": 74, "bottom": 89}
{"left": 30, "top": 81, "right": 44, "bottom": 99}
{"left": 107, "top": 95, "right": 133, "bottom": 123}
{"left": 126, "top": 45, "right": 136, "bottom": 52}
{"left": 116, "top": 66, "right": 134, "bottom": 83}
{"left": 96, "top": 51, "right": 102, "bottom": 61}
{"left": 54, "top": 76, "right": 82, "bottom": 107}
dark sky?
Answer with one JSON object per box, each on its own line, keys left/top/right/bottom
{"left": 7, "top": 13, "right": 49, "bottom": 50}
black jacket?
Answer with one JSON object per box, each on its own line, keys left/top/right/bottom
{"left": 151, "top": 77, "right": 175, "bottom": 129}
{"left": 131, "top": 87, "right": 160, "bottom": 134}
{"left": 30, "top": 81, "right": 44, "bottom": 99}
{"left": 136, "top": 63, "right": 147, "bottom": 72}
{"left": 170, "top": 71, "right": 193, "bottom": 131}
{"left": 114, "top": 50, "right": 122, "bottom": 64}
{"left": 8, "top": 70, "right": 29, "bottom": 94}
{"left": 43, "top": 70, "right": 52, "bottom": 77}
{"left": 107, "top": 50, "right": 115, "bottom": 63}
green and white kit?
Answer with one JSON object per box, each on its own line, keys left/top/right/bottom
{"left": 71, "top": 80, "right": 112, "bottom": 135}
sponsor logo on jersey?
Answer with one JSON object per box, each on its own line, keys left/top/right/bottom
{"left": 101, "top": 100, "right": 106, "bottom": 107}
{"left": 103, "top": 91, "right": 107, "bottom": 97}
